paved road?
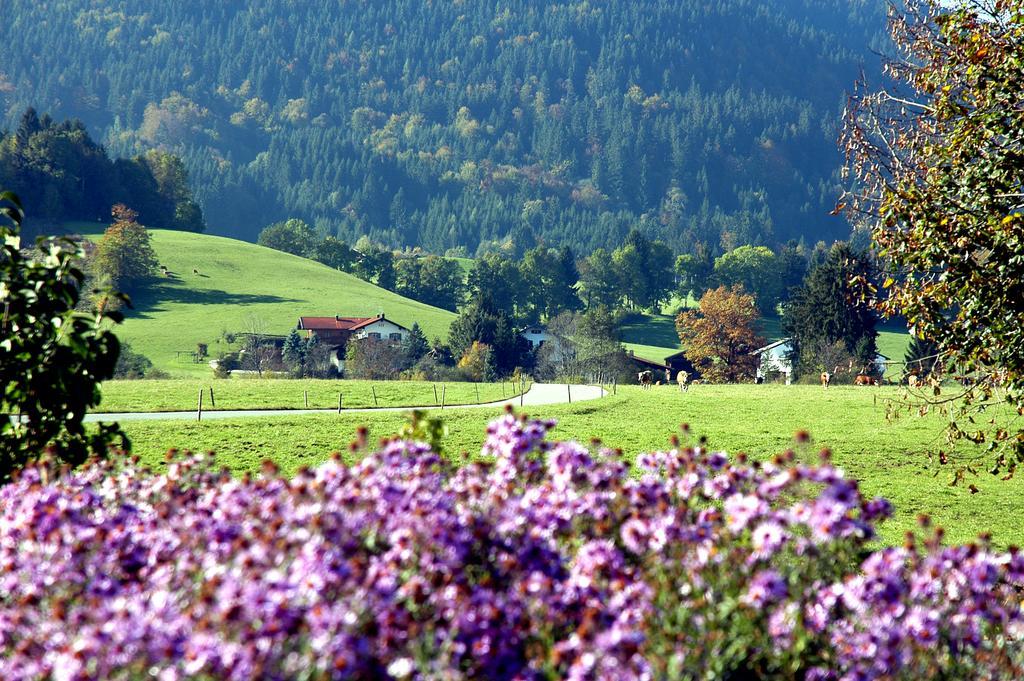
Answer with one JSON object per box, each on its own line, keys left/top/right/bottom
{"left": 83, "top": 383, "right": 607, "bottom": 423}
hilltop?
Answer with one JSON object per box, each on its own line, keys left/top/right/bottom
{"left": 107, "top": 230, "right": 457, "bottom": 376}
{"left": 1, "top": 0, "right": 887, "bottom": 253}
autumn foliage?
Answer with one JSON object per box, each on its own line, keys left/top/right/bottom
{"left": 90, "top": 204, "right": 158, "bottom": 298}
{"left": 676, "top": 285, "right": 765, "bottom": 383}
{"left": 842, "top": 0, "right": 1024, "bottom": 472}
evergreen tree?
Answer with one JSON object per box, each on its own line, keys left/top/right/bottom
{"left": 467, "top": 254, "right": 522, "bottom": 317}
{"left": 401, "top": 322, "right": 430, "bottom": 368}
{"left": 448, "top": 294, "right": 525, "bottom": 377}
{"left": 903, "top": 335, "right": 940, "bottom": 380}
{"left": 0, "top": 2, "right": 886, "bottom": 251}
{"left": 282, "top": 329, "right": 306, "bottom": 374}
{"left": 782, "top": 244, "right": 878, "bottom": 376}
{"left": 0, "top": 108, "right": 198, "bottom": 229}
{"left": 579, "top": 248, "right": 621, "bottom": 309}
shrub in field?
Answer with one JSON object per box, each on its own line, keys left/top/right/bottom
{"left": 0, "top": 191, "right": 125, "bottom": 481}
{"left": 1, "top": 414, "right": 1022, "bottom": 679}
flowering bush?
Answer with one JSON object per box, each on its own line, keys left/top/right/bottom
{"left": 1, "top": 413, "right": 1022, "bottom": 679}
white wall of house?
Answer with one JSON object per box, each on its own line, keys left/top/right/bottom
{"left": 521, "top": 326, "right": 551, "bottom": 351}
{"left": 355, "top": 319, "right": 409, "bottom": 343}
{"left": 756, "top": 342, "right": 794, "bottom": 383}
{"left": 873, "top": 354, "right": 890, "bottom": 376}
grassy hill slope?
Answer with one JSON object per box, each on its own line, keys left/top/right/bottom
{"left": 117, "top": 230, "right": 457, "bottom": 376}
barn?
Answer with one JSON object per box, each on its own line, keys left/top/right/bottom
{"left": 626, "top": 350, "right": 673, "bottom": 383}
{"left": 664, "top": 350, "right": 700, "bottom": 381}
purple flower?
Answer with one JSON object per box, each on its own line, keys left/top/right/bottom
{"left": 620, "top": 518, "right": 650, "bottom": 555}
{"left": 750, "top": 521, "right": 788, "bottom": 560}
{"left": 0, "top": 415, "right": 1018, "bottom": 680}
{"left": 724, "top": 494, "right": 767, "bottom": 532}
{"left": 743, "top": 570, "right": 789, "bottom": 608}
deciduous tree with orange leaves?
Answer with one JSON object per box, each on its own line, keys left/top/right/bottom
{"left": 90, "top": 204, "right": 158, "bottom": 302}
{"left": 675, "top": 285, "right": 765, "bottom": 383}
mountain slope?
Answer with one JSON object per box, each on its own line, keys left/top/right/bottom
{"left": 1, "top": 0, "right": 887, "bottom": 254}
{"left": 114, "top": 231, "right": 457, "bottom": 376}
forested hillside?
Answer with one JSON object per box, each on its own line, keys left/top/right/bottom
{"left": 0, "top": 1, "right": 886, "bottom": 254}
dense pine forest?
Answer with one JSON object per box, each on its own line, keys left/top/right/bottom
{"left": 0, "top": 1, "right": 886, "bottom": 255}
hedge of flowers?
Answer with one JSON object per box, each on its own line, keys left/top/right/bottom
{"left": 2, "top": 413, "right": 1022, "bottom": 679}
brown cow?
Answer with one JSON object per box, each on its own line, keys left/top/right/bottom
{"left": 820, "top": 372, "right": 831, "bottom": 389}
{"left": 854, "top": 374, "right": 875, "bottom": 386}
{"left": 907, "top": 374, "right": 921, "bottom": 388}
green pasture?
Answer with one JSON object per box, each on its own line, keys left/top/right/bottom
{"left": 96, "top": 230, "right": 457, "bottom": 377}
{"left": 619, "top": 313, "right": 681, "bottom": 362}
{"left": 98, "top": 379, "right": 528, "bottom": 412}
{"left": 109, "top": 384, "right": 1021, "bottom": 548}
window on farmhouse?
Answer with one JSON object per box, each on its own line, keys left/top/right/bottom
{"left": 390, "top": 332, "right": 402, "bottom": 342}
{"left": 368, "top": 332, "right": 381, "bottom": 340}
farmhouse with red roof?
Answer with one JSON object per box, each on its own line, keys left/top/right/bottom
{"left": 297, "top": 314, "right": 411, "bottom": 344}
{"left": 297, "top": 314, "right": 411, "bottom": 371}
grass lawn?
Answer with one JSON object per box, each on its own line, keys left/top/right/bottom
{"left": 97, "top": 230, "right": 457, "bottom": 377}
{"left": 619, "top": 313, "right": 681, "bottom": 362}
{"left": 110, "top": 384, "right": 1021, "bottom": 548}
{"left": 98, "top": 379, "right": 528, "bottom": 412}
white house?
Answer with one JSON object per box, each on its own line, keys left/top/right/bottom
{"left": 753, "top": 339, "right": 794, "bottom": 384}
{"left": 350, "top": 315, "right": 410, "bottom": 343}
{"left": 873, "top": 353, "right": 891, "bottom": 376}
{"left": 753, "top": 337, "right": 891, "bottom": 383}
{"left": 520, "top": 324, "right": 551, "bottom": 351}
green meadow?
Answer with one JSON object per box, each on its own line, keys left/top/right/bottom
{"left": 98, "top": 378, "right": 528, "bottom": 412}
{"left": 109, "top": 384, "right": 1020, "bottom": 548}
{"left": 99, "top": 229, "right": 457, "bottom": 377}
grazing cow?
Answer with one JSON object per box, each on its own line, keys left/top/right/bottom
{"left": 677, "top": 370, "right": 690, "bottom": 392}
{"left": 193, "top": 268, "right": 199, "bottom": 275}
{"left": 638, "top": 370, "right": 654, "bottom": 389}
{"left": 854, "top": 374, "right": 875, "bottom": 386}
{"left": 820, "top": 372, "right": 831, "bottom": 389}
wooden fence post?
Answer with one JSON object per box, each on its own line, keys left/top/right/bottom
{"left": 338, "top": 393, "right": 343, "bottom": 414}
{"left": 433, "top": 384, "right": 438, "bottom": 405}
{"left": 209, "top": 386, "right": 215, "bottom": 407}
{"left": 372, "top": 385, "right": 378, "bottom": 407}
{"left": 520, "top": 378, "right": 524, "bottom": 407}
{"left": 441, "top": 385, "right": 446, "bottom": 410}
{"left": 567, "top": 384, "right": 571, "bottom": 404}
{"left": 197, "top": 389, "right": 204, "bottom": 422}
{"left": 304, "top": 390, "right": 308, "bottom": 408}
{"left": 475, "top": 383, "right": 480, "bottom": 403}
